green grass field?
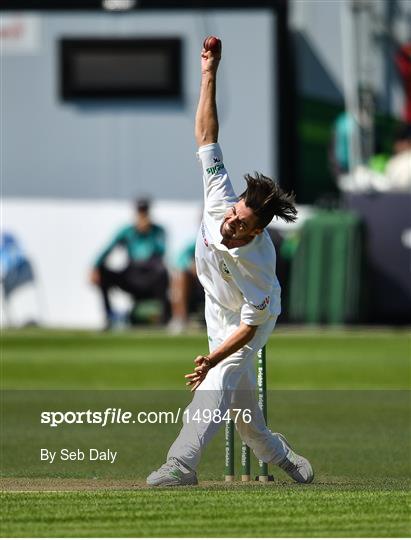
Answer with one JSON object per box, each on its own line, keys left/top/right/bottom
{"left": 1, "top": 328, "right": 410, "bottom": 537}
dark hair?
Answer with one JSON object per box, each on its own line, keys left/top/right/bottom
{"left": 240, "top": 172, "right": 297, "bottom": 227}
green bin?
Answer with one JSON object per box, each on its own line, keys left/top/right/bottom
{"left": 288, "top": 210, "right": 365, "bottom": 324}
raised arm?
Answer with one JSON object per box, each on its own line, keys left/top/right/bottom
{"left": 195, "top": 37, "right": 222, "bottom": 148}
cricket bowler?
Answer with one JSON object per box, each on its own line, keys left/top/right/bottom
{"left": 147, "top": 37, "right": 314, "bottom": 486}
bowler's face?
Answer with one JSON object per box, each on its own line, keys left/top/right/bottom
{"left": 220, "top": 199, "right": 261, "bottom": 241}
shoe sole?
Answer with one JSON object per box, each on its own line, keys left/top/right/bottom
{"left": 147, "top": 480, "right": 198, "bottom": 487}
{"left": 274, "top": 432, "right": 314, "bottom": 484}
{"left": 146, "top": 476, "right": 198, "bottom": 487}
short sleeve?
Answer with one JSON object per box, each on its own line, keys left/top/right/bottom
{"left": 153, "top": 225, "right": 166, "bottom": 257}
{"left": 94, "top": 225, "right": 130, "bottom": 268}
{"left": 240, "top": 295, "right": 271, "bottom": 326}
{"left": 197, "top": 143, "right": 237, "bottom": 208}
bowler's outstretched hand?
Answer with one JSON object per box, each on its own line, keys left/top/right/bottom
{"left": 201, "top": 36, "right": 222, "bottom": 75}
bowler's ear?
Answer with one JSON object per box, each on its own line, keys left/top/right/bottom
{"left": 251, "top": 228, "right": 263, "bottom": 237}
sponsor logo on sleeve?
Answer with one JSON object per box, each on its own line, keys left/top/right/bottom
{"left": 251, "top": 296, "right": 270, "bottom": 311}
{"left": 213, "top": 156, "right": 221, "bottom": 163}
{"left": 206, "top": 163, "right": 224, "bottom": 175}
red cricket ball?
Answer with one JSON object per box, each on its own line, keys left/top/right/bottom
{"left": 203, "top": 36, "right": 221, "bottom": 53}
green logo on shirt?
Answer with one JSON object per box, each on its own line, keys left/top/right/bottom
{"left": 206, "top": 163, "right": 224, "bottom": 175}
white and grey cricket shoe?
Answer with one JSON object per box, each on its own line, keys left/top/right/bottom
{"left": 146, "top": 457, "right": 198, "bottom": 486}
{"left": 275, "top": 433, "right": 314, "bottom": 484}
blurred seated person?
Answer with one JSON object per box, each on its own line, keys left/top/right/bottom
{"left": 0, "top": 232, "right": 38, "bottom": 327}
{"left": 90, "top": 198, "right": 169, "bottom": 329}
{"left": 167, "top": 240, "right": 204, "bottom": 334}
{"left": 385, "top": 124, "right": 411, "bottom": 192}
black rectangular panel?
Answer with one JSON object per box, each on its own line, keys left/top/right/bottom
{"left": 60, "top": 38, "right": 182, "bottom": 100}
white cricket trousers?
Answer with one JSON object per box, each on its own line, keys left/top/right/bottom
{"left": 167, "top": 294, "right": 288, "bottom": 471}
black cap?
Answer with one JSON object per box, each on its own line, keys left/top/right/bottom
{"left": 136, "top": 197, "right": 151, "bottom": 212}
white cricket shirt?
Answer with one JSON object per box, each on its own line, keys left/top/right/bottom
{"left": 195, "top": 143, "right": 281, "bottom": 326}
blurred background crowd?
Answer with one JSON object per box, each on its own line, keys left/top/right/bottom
{"left": 1, "top": 0, "right": 410, "bottom": 331}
